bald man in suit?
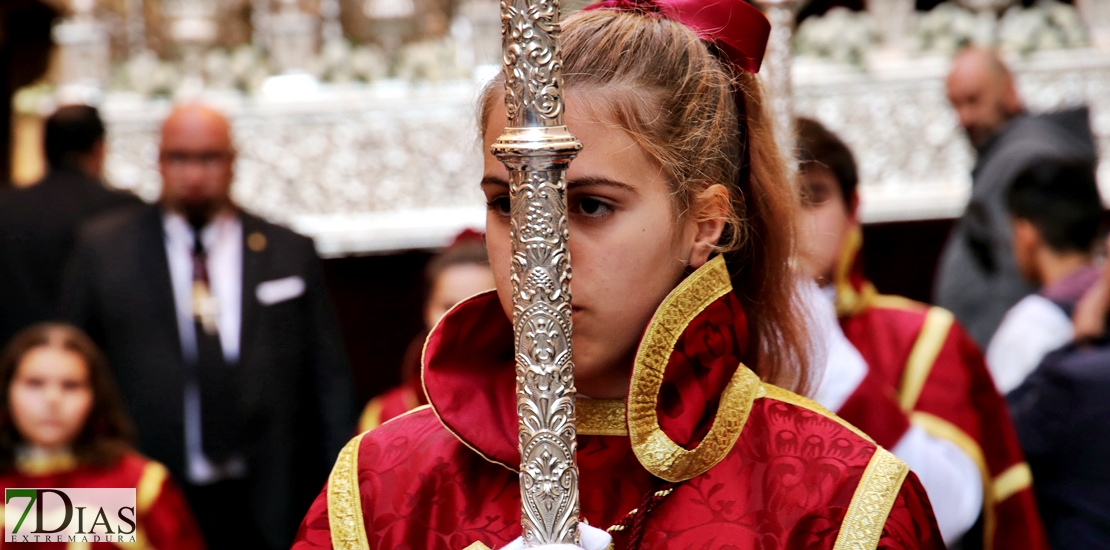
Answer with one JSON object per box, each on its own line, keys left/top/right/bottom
{"left": 62, "top": 104, "right": 356, "bottom": 549}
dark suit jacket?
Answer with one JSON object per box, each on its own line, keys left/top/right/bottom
{"left": 1009, "top": 343, "right": 1110, "bottom": 549}
{"left": 0, "top": 168, "right": 141, "bottom": 347}
{"left": 934, "top": 108, "right": 1097, "bottom": 347}
{"left": 61, "top": 205, "right": 356, "bottom": 549}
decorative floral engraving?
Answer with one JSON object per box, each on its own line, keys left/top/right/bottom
{"left": 507, "top": 166, "right": 580, "bottom": 546}
{"left": 500, "top": 0, "right": 565, "bottom": 125}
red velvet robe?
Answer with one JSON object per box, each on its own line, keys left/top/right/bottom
{"left": 294, "top": 256, "right": 944, "bottom": 549}
{"left": 0, "top": 451, "right": 205, "bottom": 550}
{"left": 833, "top": 227, "right": 1048, "bottom": 550}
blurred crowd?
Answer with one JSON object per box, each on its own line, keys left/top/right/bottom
{"left": 0, "top": 42, "right": 1108, "bottom": 549}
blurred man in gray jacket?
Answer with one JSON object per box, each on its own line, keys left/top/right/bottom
{"left": 935, "top": 46, "right": 1097, "bottom": 347}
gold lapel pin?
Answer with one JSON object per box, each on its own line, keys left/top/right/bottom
{"left": 248, "top": 232, "right": 267, "bottom": 253}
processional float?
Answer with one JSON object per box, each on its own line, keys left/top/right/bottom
{"left": 491, "top": 0, "right": 583, "bottom": 545}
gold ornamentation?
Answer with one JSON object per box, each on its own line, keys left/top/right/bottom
{"left": 329, "top": 433, "right": 370, "bottom": 550}
{"left": 247, "top": 232, "right": 267, "bottom": 252}
{"left": 577, "top": 398, "right": 627, "bottom": 436}
{"left": 833, "top": 448, "right": 909, "bottom": 550}
{"left": 760, "top": 383, "right": 874, "bottom": 443}
{"left": 463, "top": 543, "right": 493, "bottom": 550}
{"left": 897, "top": 307, "right": 954, "bottom": 412}
{"left": 994, "top": 462, "right": 1033, "bottom": 503}
{"left": 192, "top": 280, "right": 219, "bottom": 335}
{"left": 14, "top": 449, "right": 76, "bottom": 476}
{"left": 136, "top": 461, "right": 167, "bottom": 514}
{"left": 605, "top": 487, "right": 676, "bottom": 534}
{"left": 628, "top": 256, "right": 760, "bottom": 483}
{"left": 868, "top": 294, "right": 924, "bottom": 312}
{"left": 911, "top": 411, "right": 994, "bottom": 550}
{"left": 834, "top": 227, "right": 878, "bottom": 317}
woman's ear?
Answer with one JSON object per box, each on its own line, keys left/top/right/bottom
{"left": 687, "top": 184, "right": 730, "bottom": 269}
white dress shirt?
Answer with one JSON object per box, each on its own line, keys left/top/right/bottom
{"left": 986, "top": 293, "right": 1073, "bottom": 395}
{"left": 163, "top": 210, "right": 246, "bottom": 484}
{"left": 803, "top": 281, "right": 984, "bottom": 545}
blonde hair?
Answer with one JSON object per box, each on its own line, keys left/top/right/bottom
{"left": 480, "top": 9, "right": 810, "bottom": 393}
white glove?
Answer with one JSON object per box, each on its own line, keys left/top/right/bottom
{"left": 499, "top": 524, "right": 612, "bottom": 550}
{"left": 799, "top": 279, "right": 868, "bottom": 411}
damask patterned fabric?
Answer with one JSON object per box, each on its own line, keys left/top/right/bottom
{"left": 294, "top": 257, "right": 943, "bottom": 549}
{"left": 834, "top": 227, "right": 1049, "bottom": 550}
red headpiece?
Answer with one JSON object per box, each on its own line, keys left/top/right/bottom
{"left": 582, "top": 0, "right": 771, "bottom": 75}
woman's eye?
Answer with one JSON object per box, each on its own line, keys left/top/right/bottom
{"left": 487, "top": 196, "right": 511, "bottom": 216}
{"left": 801, "top": 185, "right": 831, "bottom": 207}
{"left": 575, "top": 197, "right": 612, "bottom": 217}
{"left": 61, "top": 381, "right": 85, "bottom": 392}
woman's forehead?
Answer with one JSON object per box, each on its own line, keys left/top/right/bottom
{"left": 482, "top": 102, "right": 663, "bottom": 187}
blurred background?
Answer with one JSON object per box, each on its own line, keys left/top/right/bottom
{"left": 1, "top": 0, "right": 1108, "bottom": 404}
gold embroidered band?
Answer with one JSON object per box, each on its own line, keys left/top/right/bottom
{"left": 898, "top": 307, "right": 954, "bottom": 412}
{"left": 329, "top": 432, "right": 370, "bottom": 550}
{"left": 627, "top": 256, "right": 760, "bottom": 482}
{"left": 137, "top": 462, "right": 167, "bottom": 514}
{"left": 834, "top": 448, "right": 909, "bottom": 550}
{"left": 577, "top": 398, "right": 628, "bottom": 436}
{"left": 994, "top": 462, "right": 1033, "bottom": 504}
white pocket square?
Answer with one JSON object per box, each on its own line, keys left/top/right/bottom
{"left": 256, "top": 276, "right": 306, "bottom": 306}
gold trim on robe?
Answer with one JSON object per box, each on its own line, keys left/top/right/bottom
{"left": 577, "top": 398, "right": 628, "bottom": 437}
{"left": 627, "top": 255, "right": 761, "bottom": 483}
{"left": 994, "top": 463, "right": 1033, "bottom": 503}
{"left": 14, "top": 450, "right": 77, "bottom": 476}
{"left": 897, "top": 307, "right": 954, "bottom": 412}
{"left": 136, "top": 461, "right": 167, "bottom": 514}
{"left": 329, "top": 432, "right": 371, "bottom": 550}
{"left": 833, "top": 448, "right": 910, "bottom": 550}
{"left": 833, "top": 227, "right": 878, "bottom": 317}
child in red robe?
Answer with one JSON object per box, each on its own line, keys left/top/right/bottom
{"left": 796, "top": 116, "right": 1048, "bottom": 550}
{"left": 294, "top": 0, "right": 945, "bottom": 548}
{"left": 357, "top": 230, "right": 494, "bottom": 432}
{"left": 0, "top": 323, "right": 205, "bottom": 550}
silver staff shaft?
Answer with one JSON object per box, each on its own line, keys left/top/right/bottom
{"left": 491, "top": 0, "right": 582, "bottom": 545}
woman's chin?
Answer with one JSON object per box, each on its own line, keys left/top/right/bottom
{"left": 572, "top": 359, "right": 632, "bottom": 399}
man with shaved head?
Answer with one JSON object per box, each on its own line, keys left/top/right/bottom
{"left": 935, "top": 46, "right": 1097, "bottom": 347}
{"left": 61, "top": 104, "right": 355, "bottom": 549}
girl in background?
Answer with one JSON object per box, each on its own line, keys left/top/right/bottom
{"left": 0, "top": 323, "right": 205, "bottom": 550}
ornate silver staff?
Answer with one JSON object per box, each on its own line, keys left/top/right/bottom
{"left": 491, "top": 0, "right": 583, "bottom": 544}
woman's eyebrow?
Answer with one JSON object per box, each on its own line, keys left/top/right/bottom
{"left": 480, "top": 176, "right": 510, "bottom": 188}
{"left": 569, "top": 176, "right": 637, "bottom": 193}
